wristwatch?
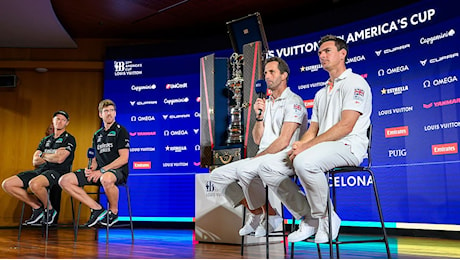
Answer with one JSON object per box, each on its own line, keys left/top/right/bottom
{"left": 100, "top": 168, "right": 107, "bottom": 173}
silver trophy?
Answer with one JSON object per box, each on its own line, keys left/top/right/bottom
{"left": 226, "top": 53, "right": 245, "bottom": 144}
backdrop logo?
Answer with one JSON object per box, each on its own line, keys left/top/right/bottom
{"left": 129, "top": 131, "right": 156, "bottom": 136}
{"left": 381, "top": 85, "right": 409, "bottom": 95}
{"left": 130, "top": 100, "right": 158, "bottom": 106}
{"left": 378, "top": 65, "right": 410, "bottom": 76}
{"left": 384, "top": 43, "right": 410, "bottom": 55}
{"left": 133, "top": 161, "right": 151, "bottom": 169}
{"left": 388, "top": 149, "right": 407, "bottom": 157}
{"left": 164, "top": 130, "right": 188, "bottom": 136}
{"left": 423, "top": 75, "right": 458, "bottom": 88}
{"left": 162, "top": 161, "right": 189, "bottom": 167}
{"left": 129, "top": 147, "right": 156, "bottom": 152}
{"left": 164, "top": 97, "right": 189, "bottom": 105}
{"left": 425, "top": 121, "right": 460, "bottom": 131}
{"left": 330, "top": 175, "right": 372, "bottom": 187}
{"left": 114, "top": 61, "right": 125, "bottom": 72}
{"left": 423, "top": 97, "right": 460, "bottom": 109}
{"left": 131, "top": 84, "right": 156, "bottom": 92}
{"left": 346, "top": 55, "right": 366, "bottom": 64}
{"left": 420, "top": 29, "right": 455, "bottom": 45}
{"left": 205, "top": 181, "right": 216, "bottom": 192}
{"left": 385, "top": 126, "right": 409, "bottom": 138}
{"left": 166, "top": 83, "right": 188, "bottom": 89}
{"left": 165, "top": 145, "right": 187, "bottom": 152}
{"left": 432, "top": 143, "right": 458, "bottom": 155}
{"left": 300, "top": 64, "right": 322, "bottom": 73}
{"left": 113, "top": 60, "right": 143, "bottom": 76}
{"left": 303, "top": 99, "right": 314, "bottom": 109}
{"left": 429, "top": 52, "right": 459, "bottom": 65}
{"left": 298, "top": 81, "right": 325, "bottom": 90}
{"left": 378, "top": 106, "right": 413, "bottom": 116}
{"left": 131, "top": 115, "right": 155, "bottom": 122}
{"left": 375, "top": 43, "right": 411, "bottom": 56}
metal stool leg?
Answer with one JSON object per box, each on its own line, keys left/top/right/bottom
{"left": 106, "top": 200, "right": 109, "bottom": 244}
{"left": 265, "top": 187, "right": 269, "bottom": 259}
{"left": 240, "top": 206, "right": 246, "bottom": 256}
{"left": 125, "top": 184, "right": 134, "bottom": 242}
{"left": 17, "top": 202, "right": 26, "bottom": 241}
{"left": 369, "top": 170, "right": 391, "bottom": 258}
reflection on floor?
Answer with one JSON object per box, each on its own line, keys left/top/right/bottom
{"left": 1, "top": 227, "right": 459, "bottom": 259}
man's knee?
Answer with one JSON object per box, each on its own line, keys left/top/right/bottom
{"left": 1, "top": 179, "right": 10, "bottom": 192}
{"left": 58, "top": 173, "right": 75, "bottom": 189}
{"left": 100, "top": 173, "right": 116, "bottom": 187}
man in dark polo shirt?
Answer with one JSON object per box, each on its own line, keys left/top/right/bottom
{"left": 2, "top": 110, "right": 76, "bottom": 225}
{"left": 60, "top": 99, "right": 130, "bottom": 227}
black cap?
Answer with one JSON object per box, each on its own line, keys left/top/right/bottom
{"left": 53, "top": 110, "right": 69, "bottom": 120}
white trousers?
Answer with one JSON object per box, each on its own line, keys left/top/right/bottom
{"left": 259, "top": 142, "right": 360, "bottom": 219}
{"left": 293, "top": 141, "right": 360, "bottom": 218}
{"left": 210, "top": 155, "right": 270, "bottom": 210}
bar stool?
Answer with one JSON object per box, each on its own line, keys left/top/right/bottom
{"left": 290, "top": 125, "right": 391, "bottom": 258}
{"left": 240, "top": 186, "right": 289, "bottom": 258}
{"left": 18, "top": 186, "right": 74, "bottom": 241}
{"left": 73, "top": 182, "right": 134, "bottom": 243}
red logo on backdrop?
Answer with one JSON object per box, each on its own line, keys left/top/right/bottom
{"left": 304, "top": 99, "right": 314, "bottom": 109}
{"left": 432, "top": 143, "right": 458, "bottom": 155}
{"left": 385, "top": 126, "right": 409, "bottom": 138}
{"left": 133, "top": 161, "right": 151, "bottom": 169}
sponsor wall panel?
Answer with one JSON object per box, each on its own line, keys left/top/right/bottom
{"left": 104, "top": 0, "right": 459, "bottom": 227}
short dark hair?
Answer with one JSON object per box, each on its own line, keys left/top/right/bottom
{"left": 318, "top": 35, "right": 349, "bottom": 60}
{"left": 265, "top": 56, "right": 290, "bottom": 80}
{"left": 98, "top": 99, "right": 116, "bottom": 112}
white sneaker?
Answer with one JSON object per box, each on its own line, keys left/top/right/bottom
{"left": 314, "top": 211, "right": 341, "bottom": 243}
{"left": 254, "top": 212, "right": 283, "bottom": 237}
{"left": 288, "top": 218, "right": 318, "bottom": 242}
{"left": 239, "top": 213, "right": 262, "bottom": 236}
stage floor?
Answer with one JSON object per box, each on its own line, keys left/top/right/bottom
{"left": 0, "top": 227, "right": 459, "bottom": 259}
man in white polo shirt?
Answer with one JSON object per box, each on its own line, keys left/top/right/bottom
{"left": 259, "top": 35, "right": 372, "bottom": 243}
{"left": 210, "top": 57, "right": 307, "bottom": 237}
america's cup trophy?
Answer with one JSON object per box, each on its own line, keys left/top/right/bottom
{"left": 226, "top": 53, "right": 245, "bottom": 144}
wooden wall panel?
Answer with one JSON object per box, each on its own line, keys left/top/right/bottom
{"left": 0, "top": 66, "right": 103, "bottom": 226}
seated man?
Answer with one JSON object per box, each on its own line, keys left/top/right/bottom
{"left": 2, "top": 111, "right": 76, "bottom": 225}
{"left": 210, "top": 57, "right": 307, "bottom": 237}
{"left": 59, "top": 99, "right": 130, "bottom": 227}
{"left": 259, "top": 35, "right": 372, "bottom": 243}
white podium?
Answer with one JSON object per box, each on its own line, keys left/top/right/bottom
{"left": 195, "top": 173, "right": 283, "bottom": 245}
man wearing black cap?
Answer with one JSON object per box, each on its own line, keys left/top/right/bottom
{"left": 60, "top": 99, "right": 130, "bottom": 228}
{"left": 2, "top": 110, "right": 76, "bottom": 225}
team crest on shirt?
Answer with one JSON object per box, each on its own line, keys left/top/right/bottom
{"left": 108, "top": 131, "right": 117, "bottom": 137}
{"left": 354, "top": 88, "right": 365, "bottom": 102}
{"left": 55, "top": 138, "right": 63, "bottom": 144}
{"left": 293, "top": 104, "right": 302, "bottom": 112}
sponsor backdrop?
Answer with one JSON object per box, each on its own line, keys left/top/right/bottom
{"left": 104, "top": 0, "right": 459, "bottom": 229}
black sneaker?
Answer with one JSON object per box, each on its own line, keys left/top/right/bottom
{"left": 25, "top": 207, "right": 44, "bottom": 225}
{"left": 42, "top": 208, "right": 57, "bottom": 225}
{"left": 99, "top": 211, "right": 119, "bottom": 227}
{"left": 84, "top": 208, "right": 107, "bottom": 227}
